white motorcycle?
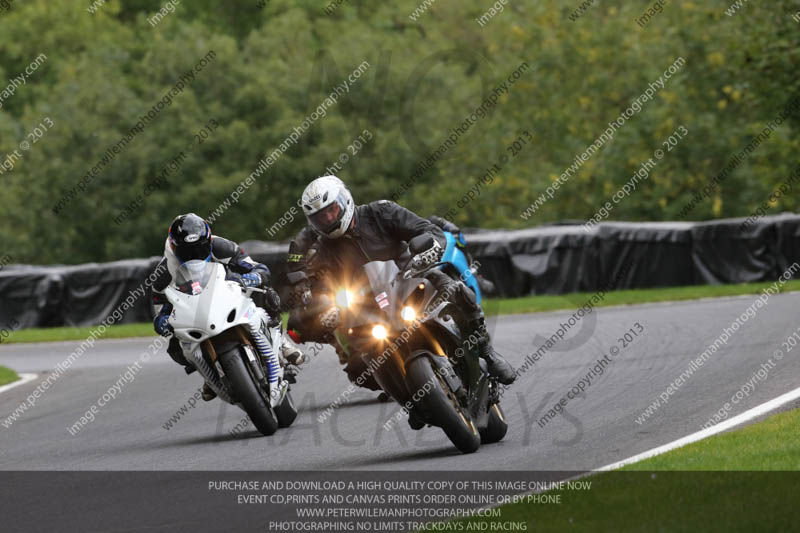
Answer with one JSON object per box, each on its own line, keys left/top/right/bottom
{"left": 164, "top": 259, "right": 297, "bottom": 436}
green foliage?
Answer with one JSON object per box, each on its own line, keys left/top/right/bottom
{"left": 1, "top": 0, "right": 799, "bottom": 263}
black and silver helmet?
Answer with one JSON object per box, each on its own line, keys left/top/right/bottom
{"left": 168, "top": 213, "right": 212, "bottom": 263}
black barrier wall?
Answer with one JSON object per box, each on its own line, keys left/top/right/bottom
{"left": 2, "top": 214, "right": 799, "bottom": 327}
{"left": 466, "top": 214, "right": 800, "bottom": 297}
{"left": 0, "top": 258, "right": 163, "bottom": 329}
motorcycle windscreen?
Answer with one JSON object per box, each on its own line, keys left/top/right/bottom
{"left": 174, "top": 259, "right": 217, "bottom": 295}
{"left": 363, "top": 260, "right": 400, "bottom": 302}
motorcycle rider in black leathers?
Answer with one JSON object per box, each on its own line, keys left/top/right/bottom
{"left": 152, "top": 213, "right": 303, "bottom": 401}
{"left": 285, "top": 176, "right": 516, "bottom": 400}
{"left": 286, "top": 216, "right": 494, "bottom": 304}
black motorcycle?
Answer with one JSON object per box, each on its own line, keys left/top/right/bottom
{"left": 328, "top": 235, "right": 508, "bottom": 454}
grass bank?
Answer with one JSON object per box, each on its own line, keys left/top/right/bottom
{"left": 0, "top": 365, "right": 20, "bottom": 387}
{"left": 485, "top": 279, "right": 800, "bottom": 316}
{"left": 453, "top": 408, "right": 800, "bottom": 532}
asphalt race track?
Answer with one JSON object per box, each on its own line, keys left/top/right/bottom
{"left": 3, "top": 292, "right": 800, "bottom": 472}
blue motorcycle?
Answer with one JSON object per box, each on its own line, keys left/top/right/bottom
{"left": 439, "top": 230, "right": 482, "bottom": 304}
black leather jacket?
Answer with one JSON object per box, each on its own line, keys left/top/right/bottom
{"left": 292, "top": 201, "right": 444, "bottom": 288}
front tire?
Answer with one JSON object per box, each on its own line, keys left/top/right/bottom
{"left": 406, "top": 355, "right": 480, "bottom": 454}
{"left": 274, "top": 389, "right": 297, "bottom": 428}
{"left": 480, "top": 403, "right": 508, "bottom": 444}
{"left": 218, "top": 347, "right": 279, "bottom": 436}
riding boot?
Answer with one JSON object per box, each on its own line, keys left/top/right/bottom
{"left": 426, "top": 270, "right": 516, "bottom": 384}
{"left": 281, "top": 336, "right": 305, "bottom": 366}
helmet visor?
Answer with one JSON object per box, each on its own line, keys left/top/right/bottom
{"left": 308, "top": 193, "right": 347, "bottom": 235}
{"left": 175, "top": 240, "right": 212, "bottom": 263}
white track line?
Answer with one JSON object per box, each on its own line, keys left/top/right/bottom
{"left": 596, "top": 384, "right": 800, "bottom": 472}
{"left": 0, "top": 373, "right": 37, "bottom": 396}
{"left": 485, "top": 384, "right": 800, "bottom": 513}
{"left": 472, "top": 383, "right": 800, "bottom": 518}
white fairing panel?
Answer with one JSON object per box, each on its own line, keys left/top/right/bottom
{"left": 164, "top": 261, "right": 287, "bottom": 406}
{"left": 165, "top": 262, "right": 258, "bottom": 346}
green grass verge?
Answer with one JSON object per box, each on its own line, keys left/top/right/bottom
{"left": 453, "top": 409, "right": 800, "bottom": 532}
{"left": 4, "top": 322, "right": 157, "bottom": 344}
{"left": 483, "top": 278, "right": 800, "bottom": 316}
{"left": 622, "top": 407, "right": 800, "bottom": 471}
{"left": 0, "top": 365, "right": 20, "bottom": 387}
{"left": 6, "top": 279, "right": 800, "bottom": 344}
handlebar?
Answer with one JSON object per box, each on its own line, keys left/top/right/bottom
{"left": 400, "top": 261, "right": 446, "bottom": 281}
{"left": 247, "top": 286, "right": 267, "bottom": 293}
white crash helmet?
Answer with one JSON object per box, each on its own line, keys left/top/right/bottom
{"left": 301, "top": 175, "right": 354, "bottom": 239}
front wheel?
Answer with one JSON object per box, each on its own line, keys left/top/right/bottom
{"left": 480, "top": 403, "right": 508, "bottom": 444}
{"left": 406, "top": 355, "right": 480, "bottom": 454}
{"left": 274, "top": 389, "right": 297, "bottom": 428}
{"left": 218, "top": 347, "right": 279, "bottom": 436}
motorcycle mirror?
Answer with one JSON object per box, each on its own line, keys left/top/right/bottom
{"left": 408, "top": 234, "right": 434, "bottom": 255}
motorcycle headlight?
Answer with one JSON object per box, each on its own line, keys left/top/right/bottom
{"left": 335, "top": 288, "right": 353, "bottom": 309}
{"left": 401, "top": 306, "right": 417, "bottom": 321}
{"left": 371, "top": 324, "right": 388, "bottom": 340}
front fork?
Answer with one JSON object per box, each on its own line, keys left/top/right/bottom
{"left": 419, "top": 347, "right": 491, "bottom": 427}
{"left": 248, "top": 310, "right": 285, "bottom": 407}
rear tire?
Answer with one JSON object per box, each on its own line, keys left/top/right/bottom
{"left": 480, "top": 403, "right": 508, "bottom": 444}
{"left": 406, "top": 356, "right": 480, "bottom": 454}
{"left": 218, "top": 347, "right": 279, "bottom": 436}
{"left": 274, "top": 389, "right": 297, "bottom": 428}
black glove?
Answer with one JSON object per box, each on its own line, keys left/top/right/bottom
{"left": 411, "top": 239, "right": 444, "bottom": 271}
{"left": 264, "top": 287, "right": 281, "bottom": 317}
{"left": 291, "top": 279, "right": 312, "bottom": 308}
